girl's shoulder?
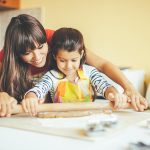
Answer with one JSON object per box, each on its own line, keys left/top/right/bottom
{"left": 82, "top": 64, "right": 97, "bottom": 72}
{"left": 82, "top": 64, "right": 100, "bottom": 77}
{"left": 47, "top": 70, "right": 64, "bottom": 80}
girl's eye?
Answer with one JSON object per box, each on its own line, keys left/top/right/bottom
{"left": 72, "top": 59, "right": 77, "bottom": 62}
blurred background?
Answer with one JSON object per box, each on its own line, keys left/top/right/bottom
{"left": 0, "top": 0, "right": 150, "bottom": 87}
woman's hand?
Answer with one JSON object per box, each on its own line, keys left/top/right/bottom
{"left": 0, "top": 92, "right": 17, "bottom": 117}
{"left": 124, "top": 86, "right": 148, "bottom": 111}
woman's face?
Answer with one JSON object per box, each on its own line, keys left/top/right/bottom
{"left": 21, "top": 43, "right": 48, "bottom": 68}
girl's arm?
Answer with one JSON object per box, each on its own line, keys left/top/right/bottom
{"left": 22, "top": 71, "right": 54, "bottom": 116}
{"left": 86, "top": 65, "right": 128, "bottom": 109}
{"left": 22, "top": 92, "right": 39, "bottom": 116}
{"left": 86, "top": 50, "right": 148, "bottom": 111}
{"left": 26, "top": 71, "right": 53, "bottom": 100}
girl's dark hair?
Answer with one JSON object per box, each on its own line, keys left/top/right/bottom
{"left": 49, "top": 27, "right": 96, "bottom": 100}
{"left": 49, "top": 27, "right": 86, "bottom": 71}
{"left": 0, "top": 14, "right": 47, "bottom": 103}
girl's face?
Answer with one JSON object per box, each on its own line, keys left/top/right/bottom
{"left": 21, "top": 43, "right": 48, "bottom": 68}
{"left": 55, "top": 49, "right": 83, "bottom": 76}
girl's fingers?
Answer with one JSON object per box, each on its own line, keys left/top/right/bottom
{"left": 26, "top": 100, "right": 32, "bottom": 116}
{"left": 30, "top": 99, "right": 37, "bottom": 116}
{"left": 108, "top": 93, "right": 115, "bottom": 101}
{"left": 118, "top": 95, "right": 123, "bottom": 109}
{"left": 22, "top": 100, "right": 28, "bottom": 113}
{"left": 131, "top": 95, "right": 138, "bottom": 111}
{"left": 114, "top": 95, "right": 120, "bottom": 109}
{"left": 39, "top": 99, "right": 45, "bottom": 104}
{"left": 122, "top": 95, "right": 128, "bottom": 108}
{"left": 114, "top": 94, "right": 128, "bottom": 109}
{"left": 22, "top": 98, "right": 38, "bottom": 116}
{"left": 135, "top": 96, "right": 144, "bottom": 112}
{"left": 140, "top": 97, "right": 148, "bottom": 109}
{"left": 34, "top": 101, "right": 38, "bottom": 115}
{"left": 117, "top": 94, "right": 124, "bottom": 109}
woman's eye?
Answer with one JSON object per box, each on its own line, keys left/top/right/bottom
{"left": 38, "top": 45, "right": 43, "bottom": 49}
{"left": 24, "top": 52, "right": 31, "bottom": 55}
{"left": 60, "top": 60, "right": 65, "bottom": 62}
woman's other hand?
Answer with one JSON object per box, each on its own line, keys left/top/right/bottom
{"left": 124, "top": 86, "right": 148, "bottom": 111}
{"left": 0, "top": 92, "right": 17, "bottom": 117}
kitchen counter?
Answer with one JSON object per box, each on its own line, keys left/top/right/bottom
{"left": 0, "top": 101, "right": 150, "bottom": 150}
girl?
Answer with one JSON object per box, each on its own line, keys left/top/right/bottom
{"left": 0, "top": 14, "right": 147, "bottom": 117}
{"left": 22, "top": 27, "right": 128, "bottom": 116}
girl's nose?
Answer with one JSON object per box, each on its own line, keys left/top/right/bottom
{"left": 66, "top": 61, "right": 72, "bottom": 69}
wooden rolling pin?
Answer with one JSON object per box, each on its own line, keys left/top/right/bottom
{"left": 12, "top": 101, "right": 131, "bottom": 115}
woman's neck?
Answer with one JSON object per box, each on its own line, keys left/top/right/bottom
{"left": 30, "top": 64, "right": 49, "bottom": 76}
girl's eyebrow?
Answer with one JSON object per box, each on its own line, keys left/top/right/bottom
{"left": 58, "top": 56, "right": 79, "bottom": 60}
{"left": 71, "top": 57, "right": 79, "bottom": 59}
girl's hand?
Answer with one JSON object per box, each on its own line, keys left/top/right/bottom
{"left": 22, "top": 97, "right": 39, "bottom": 116}
{"left": 0, "top": 92, "right": 17, "bottom": 117}
{"left": 22, "top": 91, "right": 45, "bottom": 116}
{"left": 107, "top": 93, "right": 128, "bottom": 110}
{"left": 124, "top": 87, "right": 148, "bottom": 111}
{"left": 22, "top": 92, "right": 42, "bottom": 116}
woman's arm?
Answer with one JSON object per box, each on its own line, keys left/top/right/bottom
{"left": 86, "top": 50, "right": 148, "bottom": 111}
{"left": 86, "top": 50, "right": 130, "bottom": 89}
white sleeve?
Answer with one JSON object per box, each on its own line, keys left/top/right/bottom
{"left": 26, "top": 71, "right": 54, "bottom": 99}
{"left": 83, "top": 65, "right": 112, "bottom": 97}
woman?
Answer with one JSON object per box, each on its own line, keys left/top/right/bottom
{"left": 0, "top": 14, "right": 147, "bottom": 117}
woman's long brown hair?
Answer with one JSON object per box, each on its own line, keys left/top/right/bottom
{"left": 0, "top": 14, "right": 47, "bottom": 103}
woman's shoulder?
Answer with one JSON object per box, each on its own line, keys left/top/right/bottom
{"left": 0, "top": 50, "right": 4, "bottom": 62}
{"left": 82, "top": 64, "right": 96, "bottom": 71}
{"left": 0, "top": 50, "right": 4, "bottom": 70}
{"left": 45, "top": 29, "right": 55, "bottom": 43}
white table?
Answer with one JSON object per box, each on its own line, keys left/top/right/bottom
{"left": 0, "top": 109, "right": 150, "bottom": 150}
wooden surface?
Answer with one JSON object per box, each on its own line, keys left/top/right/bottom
{"left": 0, "top": 108, "right": 150, "bottom": 141}
{"left": 0, "top": 100, "right": 150, "bottom": 150}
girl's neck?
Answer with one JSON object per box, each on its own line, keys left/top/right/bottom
{"left": 66, "top": 72, "right": 78, "bottom": 82}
